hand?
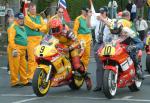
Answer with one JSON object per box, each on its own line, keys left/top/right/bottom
{"left": 97, "top": 14, "right": 104, "bottom": 21}
{"left": 87, "top": 10, "right": 92, "bottom": 17}
{"left": 12, "top": 49, "right": 18, "bottom": 57}
{"left": 126, "top": 45, "right": 136, "bottom": 52}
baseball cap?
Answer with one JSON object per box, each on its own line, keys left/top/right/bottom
{"left": 15, "top": 13, "right": 24, "bottom": 19}
{"left": 81, "top": 7, "right": 90, "bottom": 12}
{"left": 99, "top": 6, "right": 108, "bottom": 13}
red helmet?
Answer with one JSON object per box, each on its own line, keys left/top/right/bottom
{"left": 48, "top": 19, "right": 63, "bottom": 35}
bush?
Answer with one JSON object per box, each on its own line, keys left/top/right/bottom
{"left": 36, "top": 0, "right": 130, "bottom": 20}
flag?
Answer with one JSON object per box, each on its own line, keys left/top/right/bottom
{"left": 23, "top": 0, "right": 31, "bottom": 16}
{"left": 89, "top": 0, "right": 99, "bottom": 16}
{"left": 89, "top": 0, "right": 99, "bottom": 26}
{"left": 58, "top": 0, "right": 71, "bottom": 23}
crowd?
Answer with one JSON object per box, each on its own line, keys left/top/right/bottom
{"left": 4, "top": 0, "right": 150, "bottom": 92}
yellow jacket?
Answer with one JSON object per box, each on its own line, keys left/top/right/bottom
{"left": 8, "top": 22, "right": 27, "bottom": 49}
{"left": 24, "top": 13, "right": 48, "bottom": 34}
{"left": 73, "top": 15, "right": 91, "bottom": 36}
{"left": 7, "top": 22, "right": 17, "bottom": 49}
{"left": 147, "top": 0, "right": 150, "bottom": 7}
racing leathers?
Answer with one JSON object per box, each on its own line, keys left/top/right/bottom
{"left": 121, "top": 27, "right": 144, "bottom": 79}
{"left": 49, "top": 25, "right": 92, "bottom": 90}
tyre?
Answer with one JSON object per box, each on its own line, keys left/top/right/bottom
{"left": 146, "top": 54, "right": 150, "bottom": 74}
{"left": 69, "top": 74, "right": 84, "bottom": 90}
{"left": 32, "top": 68, "right": 50, "bottom": 97}
{"left": 128, "top": 77, "right": 142, "bottom": 92}
{"left": 103, "top": 70, "right": 117, "bottom": 99}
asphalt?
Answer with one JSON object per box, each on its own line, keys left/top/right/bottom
{"left": 1, "top": 52, "right": 150, "bottom": 103}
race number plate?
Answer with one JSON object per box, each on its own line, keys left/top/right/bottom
{"left": 146, "top": 36, "right": 150, "bottom": 45}
{"left": 101, "top": 44, "right": 116, "bottom": 56}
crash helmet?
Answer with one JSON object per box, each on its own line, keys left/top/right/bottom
{"left": 110, "top": 19, "right": 123, "bottom": 34}
{"left": 48, "top": 19, "right": 63, "bottom": 36}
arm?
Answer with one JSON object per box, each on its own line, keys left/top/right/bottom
{"left": 122, "top": 27, "right": 144, "bottom": 50}
{"left": 39, "top": 16, "right": 48, "bottom": 34}
{"left": 73, "top": 18, "right": 80, "bottom": 36}
{"left": 132, "top": 36, "right": 144, "bottom": 50}
{"left": 144, "top": 20, "right": 148, "bottom": 30}
{"left": 24, "top": 15, "right": 42, "bottom": 30}
{"left": 66, "top": 30, "right": 80, "bottom": 50}
{"left": 8, "top": 27, "right": 17, "bottom": 49}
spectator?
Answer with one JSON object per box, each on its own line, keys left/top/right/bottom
{"left": 8, "top": 13, "right": 31, "bottom": 87}
{"left": 134, "top": 0, "right": 146, "bottom": 18}
{"left": 7, "top": 14, "right": 15, "bottom": 75}
{"left": 5, "top": 2, "right": 14, "bottom": 17}
{"left": 51, "top": 7, "right": 66, "bottom": 23}
{"left": 147, "top": 0, "right": 150, "bottom": 22}
{"left": 73, "top": 7, "right": 92, "bottom": 90}
{"left": 5, "top": 10, "right": 14, "bottom": 28}
{"left": 126, "top": 0, "right": 133, "bottom": 14}
{"left": 131, "top": 2, "right": 137, "bottom": 21}
{"left": 91, "top": 6, "right": 111, "bottom": 92}
{"left": 136, "top": 16, "right": 148, "bottom": 41}
{"left": 24, "top": 3, "right": 47, "bottom": 81}
{"left": 108, "top": 0, "right": 118, "bottom": 18}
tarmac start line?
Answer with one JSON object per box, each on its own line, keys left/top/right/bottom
{"left": 1, "top": 94, "right": 150, "bottom": 103}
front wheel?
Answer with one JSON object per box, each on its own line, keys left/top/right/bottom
{"left": 103, "top": 70, "right": 117, "bottom": 99}
{"left": 32, "top": 68, "right": 50, "bottom": 97}
{"left": 146, "top": 54, "right": 150, "bottom": 74}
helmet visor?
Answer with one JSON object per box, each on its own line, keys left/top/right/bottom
{"left": 51, "top": 27, "right": 60, "bottom": 35}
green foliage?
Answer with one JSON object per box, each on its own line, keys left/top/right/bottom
{"left": 36, "top": 0, "right": 148, "bottom": 20}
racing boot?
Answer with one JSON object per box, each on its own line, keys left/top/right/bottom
{"left": 71, "top": 56, "right": 83, "bottom": 76}
{"left": 84, "top": 72, "right": 92, "bottom": 90}
{"left": 136, "top": 65, "right": 144, "bottom": 80}
{"left": 134, "top": 59, "right": 144, "bottom": 80}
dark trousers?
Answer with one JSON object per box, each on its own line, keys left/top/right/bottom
{"left": 138, "top": 30, "right": 145, "bottom": 41}
{"left": 93, "top": 42, "right": 104, "bottom": 88}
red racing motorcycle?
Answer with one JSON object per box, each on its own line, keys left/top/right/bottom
{"left": 145, "top": 32, "right": 150, "bottom": 73}
{"left": 97, "top": 35, "right": 143, "bottom": 99}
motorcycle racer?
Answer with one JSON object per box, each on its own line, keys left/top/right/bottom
{"left": 47, "top": 19, "right": 92, "bottom": 90}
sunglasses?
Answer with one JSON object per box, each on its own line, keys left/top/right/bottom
{"left": 58, "top": 11, "right": 64, "bottom": 13}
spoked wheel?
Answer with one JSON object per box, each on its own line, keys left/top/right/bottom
{"left": 146, "top": 54, "right": 150, "bottom": 74}
{"left": 32, "top": 68, "right": 50, "bottom": 97}
{"left": 103, "top": 70, "right": 117, "bottom": 99}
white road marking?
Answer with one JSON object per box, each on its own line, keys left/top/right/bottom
{"left": 12, "top": 97, "right": 42, "bottom": 103}
{"left": 1, "top": 94, "right": 36, "bottom": 97}
{"left": 0, "top": 66, "right": 7, "bottom": 70}
{"left": 2, "top": 94, "right": 150, "bottom": 103}
{"left": 121, "top": 96, "right": 133, "bottom": 99}
{"left": 144, "top": 74, "right": 150, "bottom": 78}
{"left": 50, "top": 95, "right": 150, "bottom": 102}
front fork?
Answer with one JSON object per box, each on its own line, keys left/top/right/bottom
{"left": 45, "top": 65, "right": 52, "bottom": 83}
{"left": 114, "top": 65, "right": 118, "bottom": 85}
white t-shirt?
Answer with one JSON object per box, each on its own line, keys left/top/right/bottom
{"left": 108, "top": 1, "right": 118, "bottom": 8}
{"left": 136, "top": 19, "right": 148, "bottom": 31}
{"left": 91, "top": 14, "right": 111, "bottom": 43}
{"left": 5, "top": 8, "right": 14, "bottom": 15}
{"left": 131, "top": 4, "right": 136, "bottom": 13}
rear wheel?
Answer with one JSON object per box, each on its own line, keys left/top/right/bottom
{"left": 128, "top": 77, "right": 142, "bottom": 92}
{"left": 32, "top": 68, "right": 50, "bottom": 97}
{"left": 103, "top": 70, "right": 117, "bottom": 99}
{"left": 69, "top": 73, "right": 84, "bottom": 90}
{"left": 146, "top": 54, "right": 150, "bottom": 74}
